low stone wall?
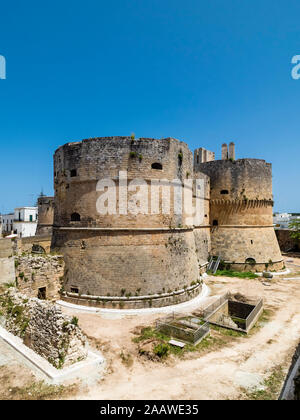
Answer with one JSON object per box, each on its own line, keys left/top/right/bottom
{"left": 16, "top": 235, "right": 52, "bottom": 255}
{"left": 0, "top": 239, "right": 15, "bottom": 286}
{"left": 15, "top": 254, "right": 64, "bottom": 300}
{"left": 228, "top": 260, "right": 284, "bottom": 273}
{"left": 62, "top": 281, "right": 203, "bottom": 309}
{"left": 0, "top": 288, "right": 87, "bottom": 369}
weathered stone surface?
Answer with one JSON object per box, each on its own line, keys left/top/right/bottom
{"left": 15, "top": 254, "right": 64, "bottom": 300}
{"left": 0, "top": 288, "right": 87, "bottom": 368}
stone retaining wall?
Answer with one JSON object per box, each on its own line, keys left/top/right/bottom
{"left": 0, "top": 288, "right": 87, "bottom": 368}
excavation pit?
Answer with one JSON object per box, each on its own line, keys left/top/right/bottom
{"left": 202, "top": 293, "right": 264, "bottom": 334}
{"left": 156, "top": 314, "right": 210, "bottom": 345}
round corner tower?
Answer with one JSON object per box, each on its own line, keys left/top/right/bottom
{"left": 51, "top": 136, "right": 204, "bottom": 308}
{"left": 198, "top": 158, "right": 284, "bottom": 272}
{"left": 36, "top": 196, "right": 54, "bottom": 236}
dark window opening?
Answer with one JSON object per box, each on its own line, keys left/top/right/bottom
{"left": 71, "top": 212, "right": 81, "bottom": 222}
{"left": 245, "top": 258, "right": 256, "bottom": 265}
{"left": 32, "top": 244, "right": 46, "bottom": 254}
{"left": 213, "top": 220, "right": 218, "bottom": 226}
{"left": 70, "top": 169, "right": 77, "bottom": 177}
{"left": 71, "top": 287, "right": 79, "bottom": 294}
{"left": 251, "top": 240, "right": 253, "bottom": 244}
{"left": 151, "top": 162, "right": 163, "bottom": 170}
{"left": 38, "top": 287, "right": 46, "bottom": 300}
{"left": 220, "top": 190, "right": 229, "bottom": 195}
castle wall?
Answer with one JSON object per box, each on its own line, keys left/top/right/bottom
{"left": 193, "top": 171, "right": 211, "bottom": 267}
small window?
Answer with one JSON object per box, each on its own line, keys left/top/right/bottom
{"left": 213, "top": 220, "right": 218, "bottom": 226}
{"left": 71, "top": 212, "right": 81, "bottom": 222}
{"left": 251, "top": 240, "right": 253, "bottom": 244}
{"left": 70, "top": 169, "right": 77, "bottom": 177}
{"left": 220, "top": 190, "right": 229, "bottom": 195}
{"left": 29, "top": 215, "right": 33, "bottom": 222}
{"left": 71, "top": 287, "right": 79, "bottom": 294}
{"left": 38, "top": 287, "right": 46, "bottom": 300}
{"left": 151, "top": 162, "right": 163, "bottom": 170}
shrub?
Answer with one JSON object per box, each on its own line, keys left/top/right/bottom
{"left": 71, "top": 316, "right": 79, "bottom": 326}
{"left": 153, "top": 343, "right": 169, "bottom": 358}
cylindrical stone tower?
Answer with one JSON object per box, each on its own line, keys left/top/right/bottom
{"left": 198, "top": 158, "right": 284, "bottom": 272}
{"left": 52, "top": 137, "right": 205, "bottom": 308}
{"left": 36, "top": 195, "right": 54, "bottom": 236}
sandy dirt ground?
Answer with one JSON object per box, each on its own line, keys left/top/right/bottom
{"left": 0, "top": 255, "right": 300, "bottom": 400}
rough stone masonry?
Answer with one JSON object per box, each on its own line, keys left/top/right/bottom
{"left": 0, "top": 288, "right": 87, "bottom": 369}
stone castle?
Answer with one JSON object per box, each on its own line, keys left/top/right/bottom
{"left": 47, "top": 136, "right": 283, "bottom": 309}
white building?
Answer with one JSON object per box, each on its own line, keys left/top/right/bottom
{"left": 2, "top": 213, "right": 14, "bottom": 235}
{"left": 2, "top": 207, "right": 38, "bottom": 238}
{"left": 273, "top": 212, "right": 300, "bottom": 229}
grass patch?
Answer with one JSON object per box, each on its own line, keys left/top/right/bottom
{"left": 211, "top": 270, "right": 258, "bottom": 279}
{"left": 1, "top": 379, "right": 77, "bottom": 400}
{"left": 243, "top": 367, "right": 285, "bottom": 400}
{"left": 133, "top": 327, "right": 227, "bottom": 359}
{"left": 210, "top": 324, "right": 246, "bottom": 337}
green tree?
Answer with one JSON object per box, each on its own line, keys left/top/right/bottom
{"left": 289, "top": 219, "right": 300, "bottom": 240}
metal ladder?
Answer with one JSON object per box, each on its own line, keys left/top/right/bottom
{"left": 208, "top": 256, "right": 221, "bottom": 274}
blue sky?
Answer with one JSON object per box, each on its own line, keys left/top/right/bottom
{"left": 0, "top": 0, "right": 299, "bottom": 213}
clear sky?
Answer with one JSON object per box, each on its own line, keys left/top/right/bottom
{"left": 0, "top": 0, "right": 299, "bottom": 213}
